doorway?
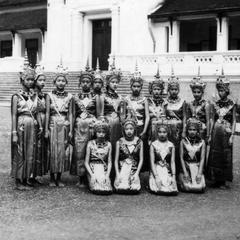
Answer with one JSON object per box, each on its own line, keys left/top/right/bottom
{"left": 25, "top": 38, "right": 38, "bottom": 67}
{"left": 92, "top": 19, "right": 111, "bottom": 70}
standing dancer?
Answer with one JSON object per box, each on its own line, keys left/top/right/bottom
{"left": 187, "top": 67, "right": 211, "bottom": 142}
{"left": 34, "top": 61, "right": 48, "bottom": 182}
{"left": 124, "top": 63, "right": 149, "bottom": 171}
{"left": 103, "top": 57, "right": 123, "bottom": 156}
{"left": 148, "top": 66, "right": 166, "bottom": 143}
{"left": 11, "top": 54, "right": 38, "bottom": 190}
{"left": 165, "top": 68, "right": 186, "bottom": 174}
{"left": 208, "top": 70, "right": 236, "bottom": 189}
{"left": 70, "top": 61, "right": 97, "bottom": 187}
{"left": 45, "top": 62, "right": 73, "bottom": 187}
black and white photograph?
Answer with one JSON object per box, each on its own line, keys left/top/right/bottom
{"left": 0, "top": 0, "right": 240, "bottom": 239}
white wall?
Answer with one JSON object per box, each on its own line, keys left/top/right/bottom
{"left": 44, "top": 0, "right": 163, "bottom": 71}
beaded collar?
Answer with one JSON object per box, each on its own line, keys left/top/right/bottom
{"left": 129, "top": 94, "right": 143, "bottom": 101}
{"left": 106, "top": 89, "right": 119, "bottom": 99}
{"left": 52, "top": 89, "right": 68, "bottom": 97}
{"left": 152, "top": 97, "right": 164, "bottom": 106}
{"left": 95, "top": 140, "right": 108, "bottom": 148}
{"left": 186, "top": 136, "right": 201, "bottom": 145}
{"left": 78, "top": 91, "right": 93, "bottom": 99}
{"left": 217, "top": 98, "right": 234, "bottom": 108}
{"left": 192, "top": 99, "right": 205, "bottom": 107}
{"left": 167, "top": 96, "right": 181, "bottom": 104}
{"left": 19, "top": 89, "right": 35, "bottom": 99}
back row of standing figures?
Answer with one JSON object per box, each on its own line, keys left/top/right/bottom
{"left": 11, "top": 53, "right": 236, "bottom": 191}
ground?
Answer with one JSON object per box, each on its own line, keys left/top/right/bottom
{"left": 0, "top": 106, "right": 240, "bottom": 240}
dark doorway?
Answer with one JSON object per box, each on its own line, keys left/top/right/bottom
{"left": 92, "top": 19, "right": 111, "bottom": 70}
{"left": 25, "top": 38, "right": 38, "bottom": 67}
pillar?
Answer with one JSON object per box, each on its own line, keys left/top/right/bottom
{"left": 169, "top": 20, "right": 180, "bottom": 53}
{"left": 217, "top": 16, "right": 229, "bottom": 52}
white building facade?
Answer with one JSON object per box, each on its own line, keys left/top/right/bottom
{"left": 0, "top": 0, "right": 240, "bottom": 78}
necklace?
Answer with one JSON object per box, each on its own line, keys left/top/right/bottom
{"left": 167, "top": 96, "right": 180, "bottom": 104}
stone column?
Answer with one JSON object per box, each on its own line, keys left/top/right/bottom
{"left": 169, "top": 20, "right": 180, "bottom": 53}
{"left": 12, "top": 32, "right": 22, "bottom": 58}
{"left": 111, "top": 4, "right": 120, "bottom": 55}
{"left": 217, "top": 16, "right": 229, "bottom": 52}
{"left": 71, "top": 11, "right": 84, "bottom": 70}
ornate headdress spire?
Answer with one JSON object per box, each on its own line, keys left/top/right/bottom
{"left": 54, "top": 57, "right": 68, "bottom": 82}
{"left": 79, "top": 57, "right": 94, "bottom": 83}
{"left": 149, "top": 64, "right": 165, "bottom": 94}
{"left": 19, "top": 49, "right": 35, "bottom": 81}
{"left": 35, "top": 52, "right": 45, "bottom": 80}
{"left": 190, "top": 66, "right": 206, "bottom": 91}
{"left": 105, "top": 56, "right": 122, "bottom": 84}
{"left": 130, "top": 60, "right": 143, "bottom": 86}
{"left": 216, "top": 66, "right": 230, "bottom": 91}
{"left": 94, "top": 57, "right": 104, "bottom": 82}
{"left": 167, "top": 65, "right": 179, "bottom": 90}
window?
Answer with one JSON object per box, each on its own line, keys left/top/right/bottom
{"left": 180, "top": 19, "right": 217, "bottom": 52}
{"left": 229, "top": 16, "right": 240, "bottom": 50}
{"left": 0, "top": 40, "right": 12, "bottom": 58}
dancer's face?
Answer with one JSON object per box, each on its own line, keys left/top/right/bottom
{"left": 169, "top": 86, "right": 179, "bottom": 98}
{"left": 192, "top": 88, "right": 203, "bottom": 101}
{"left": 124, "top": 124, "right": 135, "bottom": 138}
{"left": 93, "top": 78, "right": 103, "bottom": 92}
{"left": 23, "top": 76, "right": 34, "bottom": 89}
{"left": 157, "top": 127, "right": 168, "bottom": 141}
{"left": 81, "top": 77, "right": 91, "bottom": 92}
{"left": 188, "top": 126, "right": 198, "bottom": 138}
{"left": 109, "top": 78, "right": 118, "bottom": 91}
{"left": 152, "top": 86, "right": 162, "bottom": 98}
{"left": 55, "top": 76, "right": 67, "bottom": 91}
{"left": 96, "top": 129, "right": 106, "bottom": 141}
{"left": 36, "top": 75, "right": 46, "bottom": 90}
{"left": 218, "top": 88, "right": 228, "bottom": 100}
{"left": 131, "top": 82, "right": 142, "bottom": 96}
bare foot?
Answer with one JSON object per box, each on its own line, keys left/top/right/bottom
{"left": 49, "top": 181, "right": 57, "bottom": 187}
{"left": 57, "top": 181, "right": 65, "bottom": 187}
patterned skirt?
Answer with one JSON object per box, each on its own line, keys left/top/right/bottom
{"left": 208, "top": 121, "right": 233, "bottom": 182}
{"left": 11, "top": 115, "right": 36, "bottom": 181}
{"left": 49, "top": 115, "right": 70, "bottom": 173}
{"left": 149, "top": 164, "right": 178, "bottom": 195}
{"left": 70, "top": 116, "right": 95, "bottom": 176}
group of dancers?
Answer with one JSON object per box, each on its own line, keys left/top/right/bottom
{"left": 11, "top": 55, "right": 236, "bottom": 195}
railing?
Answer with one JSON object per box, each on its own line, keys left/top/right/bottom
{"left": 110, "top": 51, "right": 240, "bottom": 76}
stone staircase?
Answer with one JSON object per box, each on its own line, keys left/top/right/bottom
{"left": 0, "top": 71, "right": 152, "bottom": 106}
{"left": 0, "top": 71, "right": 239, "bottom": 106}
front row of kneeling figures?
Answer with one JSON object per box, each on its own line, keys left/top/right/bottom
{"left": 85, "top": 116, "right": 206, "bottom": 195}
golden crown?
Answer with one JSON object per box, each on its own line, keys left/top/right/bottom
{"left": 105, "top": 56, "right": 122, "bottom": 84}
{"left": 167, "top": 65, "right": 179, "bottom": 89}
{"left": 186, "top": 117, "right": 202, "bottom": 131}
{"left": 35, "top": 53, "right": 45, "bottom": 80}
{"left": 79, "top": 58, "right": 94, "bottom": 83}
{"left": 216, "top": 67, "right": 230, "bottom": 90}
{"left": 190, "top": 66, "right": 206, "bottom": 90}
{"left": 130, "top": 61, "right": 143, "bottom": 86}
{"left": 54, "top": 58, "right": 68, "bottom": 81}
{"left": 149, "top": 64, "right": 165, "bottom": 93}
{"left": 94, "top": 118, "right": 109, "bottom": 132}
